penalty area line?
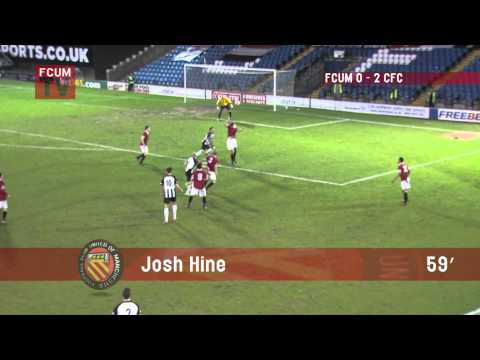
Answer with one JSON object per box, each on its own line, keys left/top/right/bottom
{"left": 64, "top": 102, "right": 351, "bottom": 131}
{"left": 0, "top": 128, "right": 342, "bottom": 186}
{"left": 0, "top": 143, "right": 111, "bottom": 151}
{"left": 341, "top": 149, "right": 480, "bottom": 186}
{"left": 289, "top": 119, "right": 351, "bottom": 130}
{"left": 350, "top": 119, "right": 480, "bottom": 134}
{"left": 207, "top": 118, "right": 351, "bottom": 131}
{"left": 225, "top": 166, "right": 342, "bottom": 186}
{"left": 233, "top": 120, "right": 291, "bottom": 130}
{"left": 59, "top": 101, "right": 476, "bottom": 134}
{"left": 0, "top": 128, "right": 185, "bottom": 161}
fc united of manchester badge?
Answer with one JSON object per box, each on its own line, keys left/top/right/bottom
{"left": 79, "top": 240, "right": 122, "bottom": 290}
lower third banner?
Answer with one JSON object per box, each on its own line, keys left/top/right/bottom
{"left": 0, "top": 248, "right": 479, "bottom": 281}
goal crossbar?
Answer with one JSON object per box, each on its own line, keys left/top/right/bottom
{"left": 184, "top": 63, "right": 279, "bottom": 111}
{"left": 184, "top": 63, "right": 278, "bottom": 73}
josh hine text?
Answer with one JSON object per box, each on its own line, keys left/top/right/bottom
{"left": 141, "top": 256, "right": 226, "bottom": 273}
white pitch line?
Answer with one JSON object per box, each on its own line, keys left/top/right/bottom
{"left": 0, "top": 129, "right": 185, "bottom": 161}
{"left": 65, "top": 102, "right": 349, "bottom": 131}
{"left": 0, "top": 128, "right": 341, "bottom": 185}
{"left": 350, "top": 119, "right": 480, "bottom": 134}
{"left": 62, "top": 102, "right": 135, "bottom": 112}
{"left": 57, "top": 94, "right": 480, "bottom": 134}
{"left": 63, "top": 101, "right": 168, "bottom": 113}
{"left": 77, "top": 96, "right": 131, "bottom": 102}
{"left": 67, "top": 98, "right": 471, "bottom": 134}
{"left": 289, "top": 119, "right": 351, "bottom": 130}
{"left": 0, "top": 86, "right": 32, "bottom": 91}
{"left": 341, "top": 149, "right": 480, "bottom": 186}
{"left": 340, "top": 170, "right": 398, "bottom": 186}
{"left": 226, "top": 166, "right": 342, "bottom": 186}
{"left": 194, "top": 115, "right": 350, "bottom": 130}
{"left": 0, "top": 85, "right": 130, "bottom": 100}
{"left": 465, "top": 307, "right": 480, "bottom": 315}
{"left": 64, "top": 101, "right": 348, "bottom": 131}
{"left": 234, "top": 120, "right": 292, "bottom": 130}
{"left": 3, "top": 128, "right": 479, "bottom": 187}
{"left": 0, "top": 143, "right": 109, "bottom": 151}
{"left": 3, "top": 82, "right": 480, "bottom": 133}
{"left": 63, "top": 98, "right": 480, "bottom": 134}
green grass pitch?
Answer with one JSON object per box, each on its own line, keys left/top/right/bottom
{"left": 1, "top": 80, "right": 480, "bottom": 314}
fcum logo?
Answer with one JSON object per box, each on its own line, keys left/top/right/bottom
{"left": 79, "top": 240, "right": 122, "bottom": 290}
{"left": 35, "top": 65, "right": 76, "bottom": 99}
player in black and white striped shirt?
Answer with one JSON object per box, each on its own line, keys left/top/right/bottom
{"left": 112, "top": 288, "right": 141, "bottom": 315}
{"left": 184, "top": 153, "right": 198, "bottom": 196}
{"left": 161, "top": 167, "right": 183, "bottom": 224}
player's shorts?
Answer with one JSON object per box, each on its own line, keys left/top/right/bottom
{"left": 227, "top": 137, "right": 237, "bottom": 151}
{"left": 191, "top": 187, "right": 207, "bottom": 197}
{"left": 164, "top": 197, "right": 176, "bottom": 204}
{"left": 0, "top": 201, "right": 8, "bottom": 210}
{"left": 185, "top": 170, "right": 193, "bottom": 182}
{"left": 220, "top": 104, "right": 233, "bottom": 111}
{"left": 400, "top": 179, "right": 411, "bottom": 192}
{"left": 140, "top": 145, "right": 149, "bottom": 155}
{"left": 208, "top": 171, "right": 217, "bottom": 182}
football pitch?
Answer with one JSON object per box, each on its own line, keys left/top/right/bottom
{"left": 1, "top": 80, "right": 480, "bottom": 314}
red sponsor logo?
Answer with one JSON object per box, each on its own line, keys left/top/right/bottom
{"left": 212, "top": 91, "right": 241, "bottom": 105}
{"left": 134, "top": 84, "right": 150, "bottom": 94}
{"left": 242, "top": 93, "right": 267, "bottom": 105}
{"left": 35, "top": 65, "right": 76, "bottom": 99}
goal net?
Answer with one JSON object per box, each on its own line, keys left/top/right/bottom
{"left": 184, "top": 64, "right": 297, "bottom": 111}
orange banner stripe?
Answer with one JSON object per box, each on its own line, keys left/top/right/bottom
{"left": 1, "top": 248, "right": 480, "bottom": 281}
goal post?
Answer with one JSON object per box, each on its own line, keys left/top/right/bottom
{"left": 184, "top": 63, "right": 297, "bottom": 112}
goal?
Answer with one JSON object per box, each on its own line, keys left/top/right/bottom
{"left": 184, "top": 63, "right": 297, "bottom": 111}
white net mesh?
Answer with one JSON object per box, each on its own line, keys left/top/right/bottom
{"left": 185, "top": 65, "right": 297, "bottom": 98}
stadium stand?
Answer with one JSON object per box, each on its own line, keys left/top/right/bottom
{"left": 0, "top": 54, "right": 34, "bottom": 81}
{"left": 286, "top": 46, "right": 378, "bottom": 74}
{"left": 0, "top": 54, "right": 13, "bottom": 69}
{"left": 133, "top": 45, "right": 307, "bottom": 90}
{"left": 319, "top": 46, "right": 469, "bottom": 103}
{"left": 287, "top": 47, "right": 327, "bottom": 71}
{"left": 130, "top": 45, "right": 475, "bottom": 107}
{"left": 315, "top": 47, "right": 378, "bottom": 98}
{"left": 437, "top": 57, "right": 480, "bottom": 108}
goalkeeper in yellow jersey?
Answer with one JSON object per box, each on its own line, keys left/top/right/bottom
{"left": 216, "top": 95, "right": 234, "bottom": 121}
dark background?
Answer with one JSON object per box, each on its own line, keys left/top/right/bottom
{"left": 91, "top": 45, "right": 147, "bottom": 79}
{"left": 3, "top": 45, "right": 148, "bottom": 80}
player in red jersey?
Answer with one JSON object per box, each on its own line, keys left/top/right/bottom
{"left": 136, "top": 125, "right": 150, "bottom": 165}
{"left": 186, "top": 163, "right": 209, "bottom": 210}
{"left": 392, "top": 157, "right": 411, "bottom": 205}
{"left": 225, "top": 120, "right": 240, "bottom": 166}
{"left": 206, "top": 151, "right": 219, "bottom": 190}
{"left": 0, "top": 173, "right": 8, "bottom": 224}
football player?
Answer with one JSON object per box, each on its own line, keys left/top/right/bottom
{"left": 217, "top": 95, "right": 233, "bottom": 121}
{"left": 392, "top": 157, "right": 411, "bottom": 206}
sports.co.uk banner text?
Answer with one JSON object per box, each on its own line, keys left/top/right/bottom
{"left": 0, "top": 45, "right": 92, "bottom": 65}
